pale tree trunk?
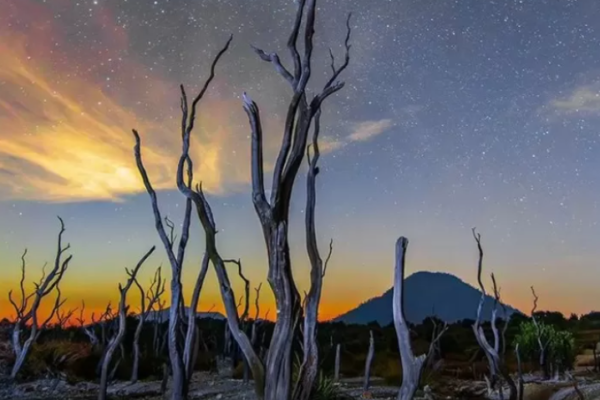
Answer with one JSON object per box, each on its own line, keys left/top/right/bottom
{"left": 99, "top": 246, "right": 154, "bottom": 400}
{"left": 363, "top": 330, "right": 375, "bottom": 393}
{"left": 183, "top": 253, "right": 210, "bottom": 380}
{"left": 131, "top": 294, "right": 144, "bottom": 384}
{"left": 171, "top": 37, "right": 265, "bottom": 399}
{"left": 515, "top": 344, "right": 524, "bottom": 400}
{"left": 132, "top": 36, "right": 232, "bottom": 400}
{"left": 242, "top": 0, "right": 352, "bottom": 398}
{"left": 132, "top": 266, "right": 165, "bottom": 383}
{"left": 8, "top": 218, "right": 72, "bottom": 379}
{"left": 334, "top": 344, "right": 341, "bottom": 382}
{"left": 293, "top": 108, "right": 335, "bottom": 400}
{"left": 76, "top": 301, "right": 100, "bottom": 348}
{"left": 393, "top": 238, "right": 426, "bottom": 400}
{"left": 470, "top": 229, "right": 517, "bottom": 400}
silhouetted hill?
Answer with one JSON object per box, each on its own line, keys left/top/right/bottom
{"left": 141, "top": 307, "right": 225, "bottom": 322}
{"left": 333, "top": 271, "right": 522, "bottom": 325}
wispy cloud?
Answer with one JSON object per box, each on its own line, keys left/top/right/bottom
{"left": 0, "top": 1, "right": 395, "bottom": 203}
{"left": 320, "top": 118, "right": 395, "bottom": 154}
{"left": 549, "top": 82, "right": 600, "bottom": 115}
{"left": 348, "top": 119, "right": 395, "bottom": 142}
{"left": 0, "top": 3, "right": 267, "bottom": 203}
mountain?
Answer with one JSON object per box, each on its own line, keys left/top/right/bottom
{"left": 141, "top": 307, "right": 225, "bottom": 322}
{"left": 333, "top": 271, "right": 522, "bottom": 325}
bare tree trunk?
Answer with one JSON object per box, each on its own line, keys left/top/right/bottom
{"left": 8, "top": 218, "right": 72, "bottom": 379}
{"left": 109, "top": 344, "right": 125, "bottom": 382}
{"left": 99, "top": 247, "right": 154, "bottom": 400}
{"left": 183, "top": 253, "right": 210, "bottom": 380}
{"left": 470, "top": 229, "right": 517, "bottom": 400}
{"left": 133, "top": 36, "right": 231, "bottom": 396}
{"left": 334, "top": 344, "right": 341, "bottom": 382}
{"left": 241, "top": 1, "right": 352, "bottom": 398}
{"left": 293, "top": 108, "right": 335, "bottom": 400}
{"left": 515, "top": 343, "right": 524, "bottom": 400}
{"left": 393, "top": 238, "right": 427, "bottom": 400}
{"left": 132, "top": 266, "right": 165, "bottom": 383}
{"left": 363, "top": 330, "right": 375, "bottom": 393}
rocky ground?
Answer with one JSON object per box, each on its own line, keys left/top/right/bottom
{"left": 0, "top": 372, "right": 492, "bottom": 400}
{"left": 3, "top": 372, "right": 600, "bottom": 400}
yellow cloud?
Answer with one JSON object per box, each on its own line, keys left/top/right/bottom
{"left": 0, "top": 37, "right": 253, "bottom": 202}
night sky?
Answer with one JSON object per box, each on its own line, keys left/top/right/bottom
{"left": 1, "top": 0, "right": 600, "bottom": 321}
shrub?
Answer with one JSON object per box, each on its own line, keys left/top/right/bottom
{"left": 21, "top": 340, "right": 93, "bottom": 381}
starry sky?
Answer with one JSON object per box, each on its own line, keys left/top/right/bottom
{"left": 1, "top": 0, "right": 600, "bottom": 322}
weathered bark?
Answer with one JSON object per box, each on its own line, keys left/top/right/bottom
{"left": 76, "top": 301, "right": 100, "bottom": 347}
{"left": 165, "top": 36, "right": 265, "bottom": 399}
{"left": 132, "top": 37, "right": 232, "bottom": 396}
{"left": 393, "top": 238, "right": 427, "bottom": 400}
{"left": 425, "top": 317, "right": 448, "bottom": 369}
{"left": 132, "top": 266, "right": 165, "bottom": 383}
{"left": 8, "top": 217, "right": 73, "bottom": 380}
{"left": 249, "top": 284, "right": 263, "bottom": 379}
{"left": 334, "top": 343, "right": 341, "bottom": 382}
{"left": 363, "top": 330, "right": 375, "bottom": 392}
{"left": 293, "top": 107, "right": 335, "bottom": 400}
{"left": 470, "top": 229, "right": 517, "bottom": 400}
{"left": 133, "top": 127, "right": 191, "bottom": 399}
{"left": 183, "top": 253, "right": 210, "bottom": 380}
{"left": 243, "top": 1, "right": 352, "bottom": 398}
{"left": 99, "top": 246, "right": 155, "bottom": 400}
{"left": 223, "top": 259, "right": 251, "bottom": 383}
{"left": 515, "top": 344, "right": 524, "bottom": 400}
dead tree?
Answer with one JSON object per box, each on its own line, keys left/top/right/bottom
{"left": 55, "top": 295, "right": 77, "bottom": 329}
{"left": 153, "top": 296, "right": 166, "bottom": 356}
{"left": 393, "top": 237, "right": 445, "bottom": 400}
{"left": 95, "top": 302, "right": 115, "bottom": 377}
{"left": 530, "top": 286, "right": 550, "bottom": 379}
{"left": 363, "top": 330, "right": 375, "bottom": 393}
{"left": 241, "top": 1, "right": 352, "bottom": 398}
{"left": 132, "top": 34, "right": 262, "bottom": 399}
{"left": 98, "top": 246, "right": 155, "bottom": 400}
{"left": 8, "top": 217, "right": 73, "bottom": 379}
{"left": 293, "top": 108, "right": 335, "bottom": 400}
{"left": 131, "top": 265, "right": 165, "bottom": 383}
{"left": 183, "top": 252, "right": 210, "bottom": 381}
{"left": 515, "top": 344, "right": 524, "bottom": 400}
{"left": 76, "top": 301, "right": 99, "bottom": 347}
{"left": 97, "top": 302, "right": 112, "bottom": 348}
{"left": 471, "top": 228, "right": 517, "bottom": 400}
{"left": 251, "top": 283, "right": 263, "bottom": 350}
{"left": 223, "top": 259, "right": 252, "bottom": 383}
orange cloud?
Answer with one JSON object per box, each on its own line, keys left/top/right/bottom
{"left": 0, "top": 4, "right": 260, "bottom": 202}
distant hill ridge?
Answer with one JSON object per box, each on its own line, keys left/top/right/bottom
{"left": 140, "top": 307, "right": 225, "bottom": 322}
{"left": 333, "top": 271, "right": 522, "bottom": 325}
